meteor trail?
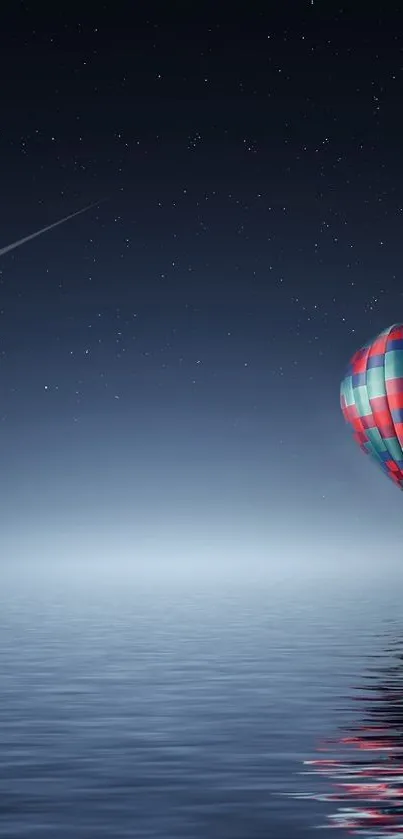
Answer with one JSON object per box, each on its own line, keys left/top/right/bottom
{"left": 0, "top": 200, "right": 103, "bottom": 257}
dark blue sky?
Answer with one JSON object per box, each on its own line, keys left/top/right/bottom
{"left": 1, "top": 3, "right": 403, "bottom": 581}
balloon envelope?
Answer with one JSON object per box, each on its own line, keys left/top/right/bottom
{"left": 340, "top": 324, "right": 403, "bottom": 489}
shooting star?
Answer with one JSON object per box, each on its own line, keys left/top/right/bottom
{"left": 0, "top": 200, "right": 104, "bottom": 258}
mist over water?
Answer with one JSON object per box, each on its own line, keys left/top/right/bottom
{"left": 0, "top": 566, "right": 401, "bottom": 838}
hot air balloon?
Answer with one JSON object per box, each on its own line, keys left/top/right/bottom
{"left": 340, "top": 324, "right": 403, "bottom": 489}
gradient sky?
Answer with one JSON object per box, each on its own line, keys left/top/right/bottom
{"left": 1, "top": 4, "right": 403, "bottom": 582}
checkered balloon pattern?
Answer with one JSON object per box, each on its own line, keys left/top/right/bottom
{"left": 340, "top": 324, "right": 403, "bottom": 490}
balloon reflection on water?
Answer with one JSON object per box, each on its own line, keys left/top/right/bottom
{"left": 291, "top": 645, "right": 403, "bottom": 836}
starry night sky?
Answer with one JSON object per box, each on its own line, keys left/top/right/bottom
{"left": 1, "top": 3, "right": 403, "bottom": 583}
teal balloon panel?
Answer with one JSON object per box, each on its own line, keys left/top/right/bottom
{"left": 340, "top": 324, "right": 403, "bottom": 489}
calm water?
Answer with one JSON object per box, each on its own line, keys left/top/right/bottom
{"left": 0, "top": 571, "right": 401, "bottom": 838}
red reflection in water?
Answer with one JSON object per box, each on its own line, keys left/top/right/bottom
{"left": 295, "top": 647, "right": 403, "bottom": 835}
